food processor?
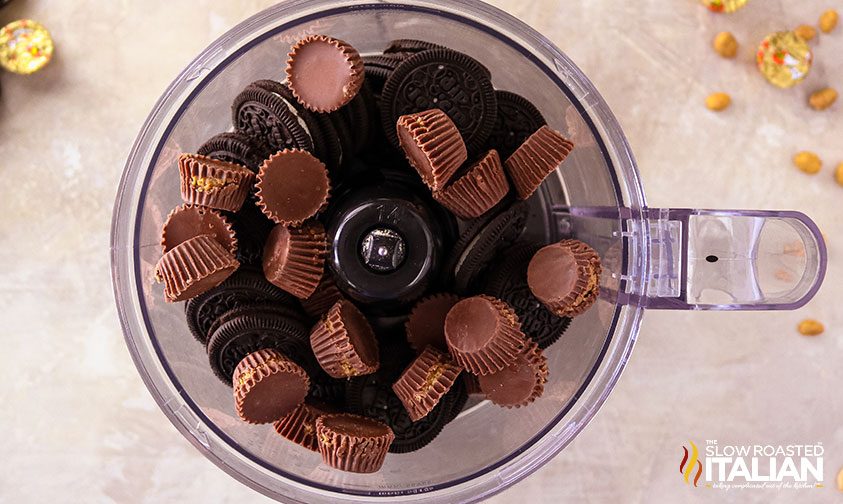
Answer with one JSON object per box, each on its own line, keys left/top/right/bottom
{"left": 110, "top": 0, "right": 827, "bottom": 502}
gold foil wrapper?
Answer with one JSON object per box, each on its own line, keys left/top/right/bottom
{"left": 700, "top": 0, "right": 748, "bottom": 13}
{"left": 0, "top": 20, "right": 54, "bottom": 75}
{"left": 756, "top": 32, "right": 812, "bottom": 89}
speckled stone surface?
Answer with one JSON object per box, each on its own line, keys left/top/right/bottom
{"left": 1, "top": 1, "right": 841, "bottom": 502}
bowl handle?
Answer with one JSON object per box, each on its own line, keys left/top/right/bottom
{"left": 641, "top": 208, "right": 826, "bottom": 310}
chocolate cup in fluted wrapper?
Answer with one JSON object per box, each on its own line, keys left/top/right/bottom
{"left": 527, "top": 239, "right": 602, "bottom": 318}
{"left": 300, "top": 272, "right": 345, "bottom": 319}
{"left": 232, "top": 348, "right": 310, "bottom": 424}
{"left": 504, "top": 125, "right": 574, "bottom": 200}
{"left": 316, "top": 413, "right": 394, "bottom": 473}
{"left": 286, "top": 35, "right": 364, "bottom": 113}
{"left": 444, "top": 295, "right": 527, "bottom": 376}
{"left": 178, "top": 153, "right": 255, "bottom": 212}
{"left": 309, "top": 300, "right": 380, "bottom": 378}
{"left": 273, "top": 401, "right": 336, "bottom": 451}
{"left": 161, "top": 204, "right": 238, "bottom": 255}
{"left": 405, "top": 293, "right": 461, "bottom": 353}
{"left": 396, "top": 108, "right": 468, "bottom": 191}
{"left": 433, "top": 149, "right": 509, "bottom": 219}
{"left": 392, "top": 346, "right": 462, "bottom": 421}
{"left": 262, "top": 221, "right": 326, "bottom": 299}
{"left": 478, "top": 340, "right": 548, "bottom": 408}
{"left": 255, "top": 149, "right": 331, "bottom": 226}
{"left": 155, "top": 234, "right": 239, "bottom": 303}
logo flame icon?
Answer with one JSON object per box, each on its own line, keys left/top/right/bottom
{"left": 680, "top": 441, "right": 703, "bottom": 487}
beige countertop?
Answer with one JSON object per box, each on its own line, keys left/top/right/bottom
{"left": 1, "top": 0, "right": 840, "bottom": 502}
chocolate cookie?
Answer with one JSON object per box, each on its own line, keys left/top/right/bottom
{"left": 307, "top": 367, "right": 347, "bottom": 407}
{"left": 381, "top": 49, "right": 497, "bottom": 154}
{"left": 446, "top": 200, "right": 529, "bottom": 293}
{"left": 484, "top": 91, "right": 546, "bottom": 160}
{"left": 206, "top": 306, "right": 311, "bottom": 385}
{"left": 383, "top": 39, "right": 446, "bottom": 55}
{"left": 228, "top": 201, "right": 275, "bottom": 267}
{"left": 232, "top": 83, "right": 314, "bottom": 154}
{"left": 311, "top": 111, "right": 344, "bottom": 172}
{"left": 483, "top": 243, "right": 572, "bottom": 349}
{"left": 185, "top": 269, "right": 297, "bottom": 345}
{"left": 444, "top": 377, "right": 469, "bottom": 424}
{"left": 363, "top": 54, "right": 405, "bottom": 94}
{"left": 197, "top": 132, "right": 273, "bottom": 172}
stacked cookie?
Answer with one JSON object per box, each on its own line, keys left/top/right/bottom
{"left": 153, "top": 34, "right": 600, "bottom": 475}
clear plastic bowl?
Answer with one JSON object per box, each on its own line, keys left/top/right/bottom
{"left": 111, "top": 1, "right": 827, "bottom": 502}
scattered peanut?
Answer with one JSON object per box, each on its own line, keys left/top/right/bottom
{"left": 820, "top": 9, "right": 839, "bottom": 33}
{"left": 809, "top": 87, "right": 838, "bottom": 110}
{"left": 705, "top": 92, "right": 731, "bottom": 111}
{"left": 793, "top": 151, "right": 822, "bottom": 174}
{"left": 798, "top": 319, "right": 825, "bottom": 336}
{"left": 713, "top": 31, "right": 738, "bottom": 58}
{"left": 837, "top": 467, "right": 843, "bottom": 491}
{"left": 794, "top": 24, "right": 817, "bottom": 41}
{"left": 835, "top": 162, "right": 843, "bottom": 187}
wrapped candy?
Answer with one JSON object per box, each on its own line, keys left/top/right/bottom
{"left": 756, "top": 32, "right": 812, "bottom": 89}
{"left": 0, "top": 20, "right": 54, "bottom": 75}
{"left": 701, "top": 0, "right": 749, "bottom": 13}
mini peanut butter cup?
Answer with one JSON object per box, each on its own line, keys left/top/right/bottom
{"left": 273, "top": 401, "right": 336, "bottom": 451}
{"left": 433, "top": 149, "right": 509, "bottom": 219}
{"left": 161, "top": 204, "right": 237, "bottom": 255}
{"left": 477, "top": 340, "right": 548, "bottom": 408}
{"left": 155, "top": 234, "right": 239, "bottom": 303}
{"left": 310, "top": 300, "right": 380, "bottom": 378}
{"left": 316, "top": 413, "right": 394, "bottom": 473}
{"left": 396, "top": 108, "right": 468, "bottom": 191}
{"left": 233, "top": 348, "right": 310, "bottom": 424}
{"left": 527, "top": 239, "right": 602, "bottom": 317}
{"left": 392, "top": 346, "right": 463, "bottom": 421}
{"left": 405, "top": 293, "right": 461, "bottom": 353}
{"left": 255, "top": 149, "right": 331, "bottom": 226}
{"left": 300, "top": 272, "right": 345, "bottom": 319}
{"left": 504, "top": 125, "right": 574, "bottom": 200}
{"left": 286, "top": 35, "right": 364, "bottom": 113}
{"left": 444, "top": 295, "right": 527, "bottom": 376}
{"left": 178, "top": 153, "right": 255, "bottom": 212}
{"left": 262, "top": 221, "right": 326, "bottom": 299}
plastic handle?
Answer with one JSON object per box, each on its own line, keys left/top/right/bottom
{"left": 645, "top": 208, "right": 827, "bottom": 310}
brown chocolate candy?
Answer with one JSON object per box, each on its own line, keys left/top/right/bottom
{"left": 155, "top": 234, "right": 239, "bottom": 302}
{"left": 504, "top": 125, "right": 574, "bottom": 200}
{"left": 255, "top": 149, "right": 331, "bottom": 226}
{"left": 161, "top": 204, "right": 237, "bottom": 255}
{"left": 300, "top": 272, "right": 345, "bottom": 319}
{"left": 396, "top": 108, "right": 468, "bottom": 191}
{"left": 310, "top": 300, "right": 380, "bottom": 378}
{"left": 527, "top": 239, "right": 601, "bottom": 317}
{"left": 444, "top": 295, "right": 527, "bottom": 376}
{"left": 286, "top": 35, "right": 364, "bottom": 113}
{"left": 405, "top": 293, "right": 461, "bottom": 353}
{"left": 316, "top": 413, "right": 394, "bottom": 473}
{"left": 477, "top": 340, "right": 548, "bottom": 408}
{"left": 273, "top": 401, "right": 335, "bottom": 451}
{"left": 178, "top": 153, "right": 255, "bottom": 212}
{"left": 392, "top": 346, "right": 463, "bottom": 421}
{"left": 233, "top": 348, "right": 310, "bottom": 424}
{"left": 262, "top": 221, "right": 326, "bottom": 299}
{"left": 433, "top": 149, "right": 509, "bottom": 219}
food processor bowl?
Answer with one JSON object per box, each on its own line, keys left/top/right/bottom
{"left": 111, "top": 1, "right": 826, "bottom": 502}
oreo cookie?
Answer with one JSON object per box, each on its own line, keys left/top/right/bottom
{"left": 207, "top": 302, "right": 308, "bottom": 341}
{"left": 232, "top": 83, "right": 314, "bottom": 154}
{"left": 197, "top": 132, "right": 273, "bottom": 172}
{"left": 483, "top": 242, "right": 572, "bottom": 350}
{"left": 445, "top": 200, "right": 529, "bottom": 294}
{"left": 228, "top": 202, "right": 274, "bottom": 267}
{"left": 381, "top": 49, "right": 497, "bottom": 154}
{"left": 307, "top": 367, "right": 347, "bottom": 407}
{"left": 206, "top": 306, "right": 311, "bottom": 385}
{"left": 345, "top": 342, "right": 458, "bottom": 453}
{"left": 484, "top": 91, "right": 547, "bottom": 160}
{"left": 443, "top": 375, "right": 468, "bottom": 424}
{"left": 184, "top": 269, "right": 296, "bottom": 344}
{"left": 384, "top": 39, "right": 446, "bottom": 55}
{"left": 312, "top": 112, "right": 344, "bottom": 172}
{"left": 363, "top": 54, "right": 405, "bottom": 94}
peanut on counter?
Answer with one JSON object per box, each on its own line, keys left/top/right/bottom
{"left": 797, "top": 319, "right": 824, "bottom": 336}
{"left": 794, "top": 25, "right": 817, "bottom": 41}
{"left": 809, "top": 88, "right": 838, "bottom": 110}
{"left": 713, "top": 31, "right": 738, "bottom": 58}
{"left": 835, "top": 163, "right": 843, "bottom": 187}
{"left": 793, "top": 151, "right": 822, "bottom": 174}
{"left": 705, "top": 92, "right": 731, "bottom": 111}
{"left": 819, "top": 9, "right": 839, "bottom": 33}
